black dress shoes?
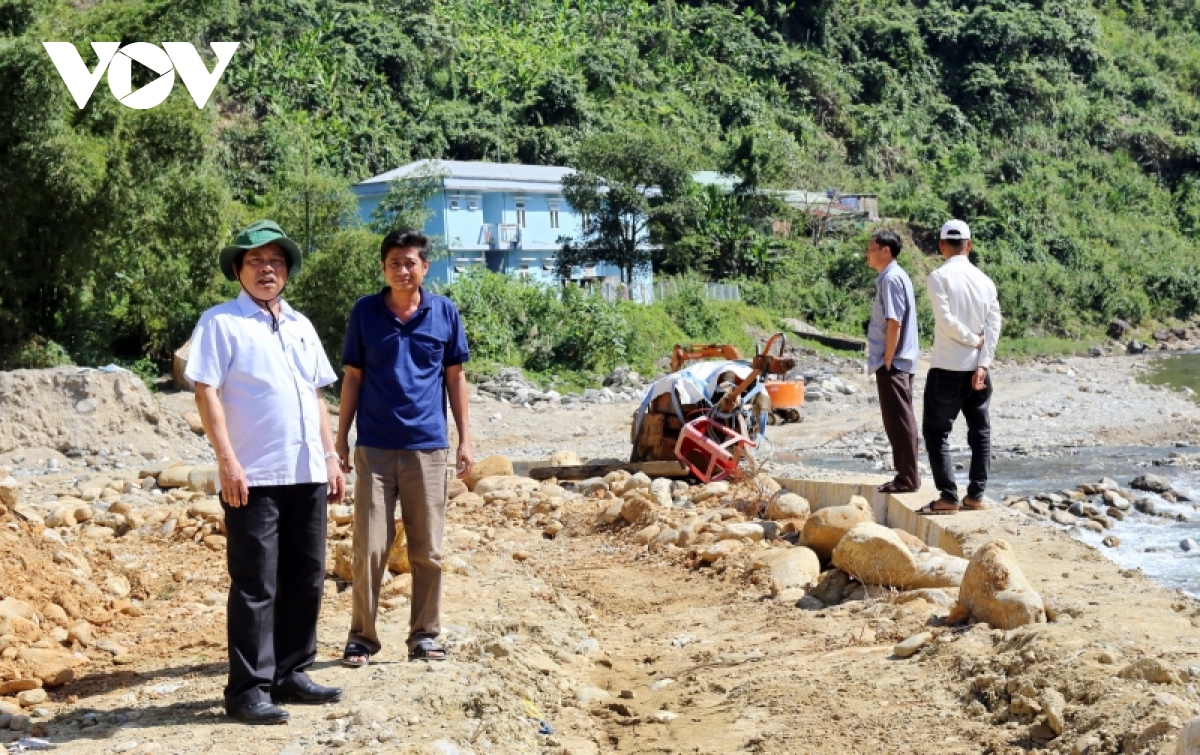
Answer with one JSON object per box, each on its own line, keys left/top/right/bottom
{"left": 228, "top": 701, "right": 289, "bottom": 725}
{"left": 271, "top": 679, "right": 343, "bottom": 704}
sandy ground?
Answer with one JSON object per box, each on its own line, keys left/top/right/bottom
{"left": 0, "top": 350, "right": 1198, "bottom": 754}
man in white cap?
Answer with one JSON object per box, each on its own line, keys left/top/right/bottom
{"left": 918, "top": 219, "right": 1002, "bottom": 515}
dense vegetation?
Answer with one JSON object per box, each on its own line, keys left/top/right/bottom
{"left": 2, "top": 0, "right": 1200, "bottom": 373}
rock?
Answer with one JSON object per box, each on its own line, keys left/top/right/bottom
{"left": 620, "top": 492, "right": 654, "bottom": 524}
{"left": 832, "top": 523, "right": 918, "bottom": 588}
{"left": 797, "top": 595, "right": 825, "bottom": 611}
{"left": 156, "top": 465, "right": 192, "bottom": 489}
{"left": 16, "top": 688, "right": 47, "bottom": 707}
{"left": 1108, "top": 319, "right": 1132, "bottom": 340}
{"left": 465, "top": 456, "right": 514, "bottom": 491}
{"left": 203, "top": 534, "right": 226, "bottom": 551}
{"left": 0, "top": 679, "right": 39, "bottom": 696}
{"left": 1178, "top": 716, "right": 1200, "bottom": 754}
{"left": 183, "top": 411, "right": 205, "bottom": 435}
{"left": 759, "top": 547, "right": 821, "bottom": 598}
{"left": 0, "top": 599, "right": 40, "bottom": 642}
{"left": 1105, "top": 491, "right": 1131, "bottom": 510}
{"left": 652, "top": 528, "right": 678, "bottom": 549}
{"left": 473, "top": 475, "right": 538, "bottom": 497}
{"left": 799, "top": 498, "right": 874, "bottom": 560}
{"left": 548, "top": 450, "right": 581, "bottom": 467}
{"left": 892, "top": 528, "right": 927, "bottom": 551}
{"left": 809, "top": 568, "right": 853, "bottom": 605}
{"left": 691, "top": 481, "right": 730, "bottom": 504}
{"left": 66, "top": 621, "right": 93, "bottom": 648}
{"left": 765, "top": 493, "right": 810, "bottom": 521}
{"left": 447, "top": 478, "right": 468, "bottom": 500}
{"left": 187, "top": 466, "right": 218, "bottom": 495}
{"left": 387, "top": 524, "right": 411, "bottom": 574}
{"left": 45, "top": 506, "right": 77, "bottom": 528}
{"left": 633, "top": 525, "right": 661, "bottom": 546}
{"left": 1102, "top": 535, "right": 1121, "bottom": 548}
{"left": 574, "top": 687, "right": 611, "bottom": 706}
{"left": 719, "top": 522, "right": 764, "bottom": 542}
{"left": 1040, "top": 688, "right": 1066, "bottom": 736}
{"left": 912, "top": 552, "right": 969, "bottom": 588}
{"left": 649, "top": 478, "right": 673, "bottom": 509}
{"left": 1131, "top": 474, "right": 1173, "bottom": 494}
{"left": 0, "top": 476, "right": 18, "bottom": 508}
{"left": 699, "top": 540, "right": 744, "bottom": 564}
{"left": 1127, "top": 339, "right": 1148, "bottom": 355}
{"left": 1050, "top": 510, "right": 1077, "bottom": 526}
{"left": 544, "top": 521, "right": 564, "bottom": 538}
{"left": 332, "top": 541, "right": 355, "bottom": 582}
{"left": 102, "top": 574, "right": 131, "bottom": 598}
{"left": 16, "top": 648, "right": 79, "bottom": 687}
{"left": 599, "top": 500, "right": 624, "bottom": 525}
{"left": 956, "top": 540, "right": 1046, "bottom": 629}
{"left": 1119, "top": 658, "right": 1181, "bottom": 685}
{"left": 328, "top": 505, "right": 354, "bottom": 525}
{"left": 893, "top": 632, "right": 932, "bottom": 658}
{"left": 1182, "top": 538, "right": 1199, "bottom": 553}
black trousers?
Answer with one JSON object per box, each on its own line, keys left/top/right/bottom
{"left": 922, "top": 368, "right": 992, "bottom": 503}
{"left": 875, "top": 366, "right": 921, "bottom": 490}
{"left": 222, "top": 483, "right": 328, "bottom": 710}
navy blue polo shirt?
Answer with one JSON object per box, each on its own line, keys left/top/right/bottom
{"left": 342, "top": 287, "right": 470, "bottom": 450}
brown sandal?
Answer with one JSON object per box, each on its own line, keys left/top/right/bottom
{"left": 917, "top": 500, "right": 960, "bottom": 515}
{"left": 962, "top": 498, "right": 985, "bottom": 511}
{"left": 877, "top": 481, "right": 918, "bottom": 494}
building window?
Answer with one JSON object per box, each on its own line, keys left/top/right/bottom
{"left": 549, "top": 201, "right": 560, "bottom": 229}
{"left": 467, "top": 198, "right": 479, "bottom": 212}
{"left": 515, "top": 201, "right": 526, "bottom": 228}
{"left": 449, "top": 198, "right": 461, "bottom": 211}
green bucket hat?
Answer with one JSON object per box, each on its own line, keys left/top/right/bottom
{"left": 219, "top": 220, "right": 303, "bottom": 281}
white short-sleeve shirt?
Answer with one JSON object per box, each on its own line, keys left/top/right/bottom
{"left": 185, "top": 291, "right": 338, "bottom": 489}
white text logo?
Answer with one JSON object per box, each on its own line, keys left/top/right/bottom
{"left": 42, "top": 42, "right": 240, "bottom": 110}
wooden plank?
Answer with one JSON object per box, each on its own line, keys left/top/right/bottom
{"left": 529, "top": 460, "right": 689, "bottom": 481}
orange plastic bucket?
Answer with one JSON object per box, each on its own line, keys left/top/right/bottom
{"left": 765, "top": 380, "right": 805, "bottom": 409}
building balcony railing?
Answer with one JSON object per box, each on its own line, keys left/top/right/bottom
{"left": 483, "top": 223, "right": 521, "bottom": 249}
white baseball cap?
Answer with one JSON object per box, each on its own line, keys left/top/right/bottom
{"left": 940, "top": 219, "right": 971, "bottom": 240}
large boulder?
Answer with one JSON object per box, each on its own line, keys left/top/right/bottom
{"left": 465, "top": 455, "right": 514, "bottom": 491}
{"left": 619, "top": 491, "right": 655, "bottom": 524}
{"left": 1130, "top": 474, "right": 1173, "bottom": 494}
{"left": 0, "top": 599, "right": 40, "bottom": 642}
{"left": 832, "top": 523, "right": 918, "bottom": 588}
{"left": 800, "top": 497, "right": 874, "bottom": 560}
{"left": 911, "top": 551, "right": 968, "bottom": 589}
{"left": 331, "top": 541, "right": 355, "bottom": 582}
{"left": 756, "top": 547, "right": 821, "bottom": 599}
{"left": 765, "top": 492, "right": 810, "bottom": 521}
{"left": 956, "top": 540, "right": 1045, "bottom": 629}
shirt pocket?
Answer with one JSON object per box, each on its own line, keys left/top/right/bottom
{"left": 283, "top": 330, "right": 320, "bottom": 385}
{"left": 408, "top": 334, "right": 444, "bottom": 370}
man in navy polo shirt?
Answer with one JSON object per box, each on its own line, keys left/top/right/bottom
{"left": 335, "top": 229, "right": 473, "bottom": 665}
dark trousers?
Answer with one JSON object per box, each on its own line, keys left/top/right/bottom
{"left": 922, "top": 368, "right": 992, "bottom": 503}
{"left": 875, "top": 366, "right": 921, "bottom": 489}
{"left": 222, "top": 483, "right": 328, "bottom": 711}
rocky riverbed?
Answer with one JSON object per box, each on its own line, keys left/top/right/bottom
{"left": 0, "top": 348, "right": 1198, "bottom": 753}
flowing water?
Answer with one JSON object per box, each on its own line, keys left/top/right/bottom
{"left": 1141, "top": 351, "right": 1200, "bottom": 394}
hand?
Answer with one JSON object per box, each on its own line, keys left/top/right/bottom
{"left": 456, "top": 441, "right": 475, "bottom": 480}
{"left": 219, "top": 456, "right": 249, "bottom": 508}
{"left": 326, "top": 456, "right": 346, "bottom": 505}
{"left": 972, "top": 367, "right": 988, "bottom": 391}
{"left": 977, "top": 332, "right": 985, "bottom": 349}
{"left": 335, "top": 437, "right": 352, "bottom": 473}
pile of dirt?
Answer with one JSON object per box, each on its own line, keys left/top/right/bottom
{"left": 0, "top": 367, "right": 203, "bottom": 457}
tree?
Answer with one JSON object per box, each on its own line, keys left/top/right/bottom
{"left": 557, "top": 130, "right": 693, "bottom": 285}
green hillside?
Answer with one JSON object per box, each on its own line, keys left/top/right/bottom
{"left": 1, "top": 0, "right": 1198, "bottom": 369}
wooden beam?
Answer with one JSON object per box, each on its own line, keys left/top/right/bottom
{"left": 529, "top": 460, "right": 689, "bottom": 481}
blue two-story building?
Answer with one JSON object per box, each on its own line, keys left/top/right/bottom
{"left": 352, "top": 159, "right": 647, "bottom": 288}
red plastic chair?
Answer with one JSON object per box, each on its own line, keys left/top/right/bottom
{"left": 674, "top": 417, "right": 752, "bottom": 483}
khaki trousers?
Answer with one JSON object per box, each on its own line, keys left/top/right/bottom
{"left": 348, "top": 446, "right": 447, "bottom": 654}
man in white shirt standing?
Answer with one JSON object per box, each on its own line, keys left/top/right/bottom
{"left": 186, "top": 220, "right": 346, "bottom": 724}
{"left": 918, "top": 219, "right": 1003, "bottom": 515}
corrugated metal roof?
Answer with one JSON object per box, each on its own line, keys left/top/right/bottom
{"left": 358, "top": 159, "right": 575, "bottom": 186}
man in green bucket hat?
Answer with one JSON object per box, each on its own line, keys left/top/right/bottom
{"left": 186, "top": 219, "right": 346, "bottom": 724}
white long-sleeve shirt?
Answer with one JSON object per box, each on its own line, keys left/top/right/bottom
{"left": 926, "top": 255, "right": 1002, "bottom": 370}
